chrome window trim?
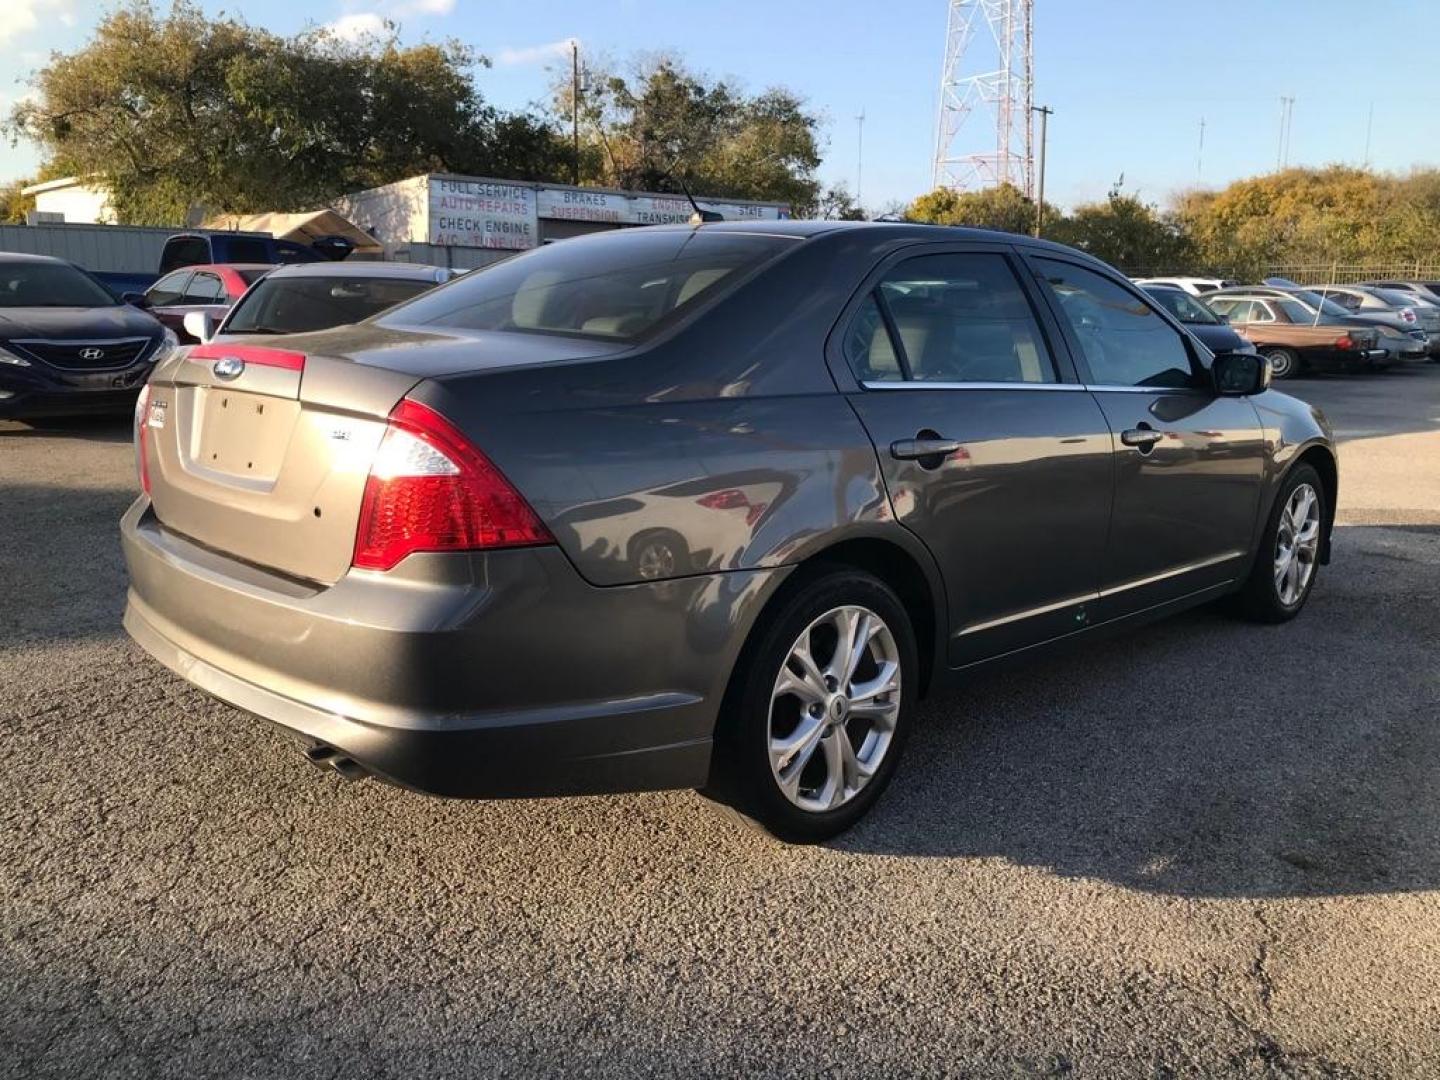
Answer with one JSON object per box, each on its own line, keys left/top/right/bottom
{"left": 860, "top": 379, "right": 1084, "bottom": 392}
{"left": 860, "top": 379, "right": 1205, "bottom": 395}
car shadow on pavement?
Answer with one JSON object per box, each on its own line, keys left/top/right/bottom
{"left": 0, "top": 415, "right": 134, "bottom": 443}
{"left": 836, "top": 536, "right": 1440, "bottom": 899}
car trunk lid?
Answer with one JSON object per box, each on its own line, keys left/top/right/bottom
{"left": 143, "top": 343, "right": 422, "bottom": 585}
{"left": 141, "top": 327, "right": 629, "bottom": 585}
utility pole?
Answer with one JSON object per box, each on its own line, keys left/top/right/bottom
{"left": 1363, "top": 101, "right": 1374, "bottom": 168}
{"left": 571, "top": 40, "right": 581, "bottom": 186}
{"left": 1277, "top": 95, "right": 1295, "bottom": 170}
{"left": 1197, "top": 117, "right": 1205, "bottom": 180}
{"left": 856, "top": 108, "right": 866, "bottom": 206}
{"left": 1031, "top": 104, "right": 1052, "bottom": 237}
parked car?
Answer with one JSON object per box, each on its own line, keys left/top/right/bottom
{"left": 1206, "top": 291, "right": 1385, "bottom": 378}
{"left": 1236, "top": 285, "right": 1427, "bottom": 366}
{"left": 94, "top": 230, "right": 351, "bottom": 297}
{"left": 1315, "top": 284, "right": 1440, "bottom": 360}
{"left": 132, "top": 264, "right": 272, "bottom": 343}
{"left": 1360, "top": 280, "right": 1440, "bottom": 308}
{"left": 185, "top": 262, "right": 456, "bottom": 344}
{"left": 1139, "top": 285, "right": 1254, "bottom": 355}
{"left": 1130, "top": 275, "right": 1239, "bottom": 296}
{"left": 0, "top": 253, "right": 176, "bottom": 420}
{"left": 122, "top": 223, "right": 1334, "bottom": 842}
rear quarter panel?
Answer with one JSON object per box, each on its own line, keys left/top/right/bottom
{"left": 408, "top": 230, "right": 929, "bottom": 590}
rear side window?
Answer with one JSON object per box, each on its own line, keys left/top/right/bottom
{"left": 159, "top": 236, "right": 210, "bottom": 274}
{"left": 846, "top": 252, "right": 1056, "bottom": 384}
{"left": 1036, "top": 258, "right": 1197, "bottom": 389}
{"left": 388, "top": 230, "right": 798, "bottom": 342}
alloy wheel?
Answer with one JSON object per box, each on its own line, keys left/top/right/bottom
{"left": 1274, "top": 482, "right": 1321, "bottom": 606}
{"left": 768, "top": 605, "right": 901, "bottom": 814}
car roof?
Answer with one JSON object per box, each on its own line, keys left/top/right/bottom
{"left": 180, "top": 263, "right": 275, "bottom": 274}
{"left": 0, "top": 252, "right": 73, "bottom": 266}
{"left": 594, "top": 219, "right": 1115, "bottom": 265}
{"left": 255, "top": 260, "right": 447, "bottom": 280}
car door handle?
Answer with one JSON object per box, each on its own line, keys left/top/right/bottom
{"left": 1120, "top": 427, "right": 1164, "bottom": 450}
{"left": 890, "top": 438, "right": 962, "bottom": 461}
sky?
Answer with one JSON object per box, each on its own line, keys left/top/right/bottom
{"left": 2, "top": 0, "right": 1437, "bottom": 212}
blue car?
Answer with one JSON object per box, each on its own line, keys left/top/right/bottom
{"left": 0, "top": 254, "right": 177, "bottom": 420}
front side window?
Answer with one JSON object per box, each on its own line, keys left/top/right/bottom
{"left": 223, "top": 275, "right": 437, "bottom": 335}
{"left": 846, "top": 252, "right": 1056, "bottom": 384}
{"left": 146, "top": 271, "right": 193, "bottom": 307}
{"left": 387, "top": 230, "right": 798, "bottom": 342}
{"left": 1036, "top": 258, "right": 1196, "bottom": 389}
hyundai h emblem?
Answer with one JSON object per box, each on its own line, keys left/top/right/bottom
{"left": 213, "top": 356, "right": 245, "bottom": 380}
{"left": 79, "top": 347, "right": 105, "bottom": 360}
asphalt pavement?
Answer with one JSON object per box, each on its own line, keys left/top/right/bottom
{"left": 2, "top": 364, "right": 1439, "bottom": 1077}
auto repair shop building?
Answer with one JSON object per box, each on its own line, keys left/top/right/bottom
{"left": 336, "top": 173, "right": 792, "bottom": 270}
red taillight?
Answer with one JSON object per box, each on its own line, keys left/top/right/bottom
{"left": 1335, "top": 335, "right": 1354, "bottom": 350}
{"left": 1399, "top": 307, "right": 1417, "bottom": 323}
{"left": 133, "top": 383, "right": 152, "bottom": 495}
{"left": 352, "top": 398, "right": 551, "bottom": 571}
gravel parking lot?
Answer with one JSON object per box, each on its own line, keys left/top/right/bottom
{"left": 3, "top": 365, "right": 1438, "bottom": 1078}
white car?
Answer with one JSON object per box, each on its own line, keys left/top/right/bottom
{"left": 1130, "top": 276, "right": 1239, "bottom": 297}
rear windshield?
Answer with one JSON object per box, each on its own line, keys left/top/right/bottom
{"left": 385, "top": 230, "right": 798, "bottom": 342}
{"left": 223, "top": 275, "right": 435, "bottom": 335}
{"left": 237, "top": 267, "right": 272, "bottom": 286}
{"left": 0, "top": 260, "right": 117, "bottom": 308}
{"left": 1369, "top": 287, "right": 1415, "bottom": 308}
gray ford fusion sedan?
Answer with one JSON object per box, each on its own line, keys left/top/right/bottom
{"left": 121, "top": 222, "right": 1336, "bottom": 842}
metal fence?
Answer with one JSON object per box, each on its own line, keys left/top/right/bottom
{"left": 1127, "top": 262, "right": 1440, "bottom": 285}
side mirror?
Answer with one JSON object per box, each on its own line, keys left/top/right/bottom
{"left": 122, "top": 292, "right": 150, "bottom": 308}
{"left": 182, "top": 310, "right": 216, "bottom": 344}
{"left": 1212, "top": 350, "right": 1270, "bottom": 396}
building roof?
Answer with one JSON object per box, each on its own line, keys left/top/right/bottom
{"left": 201, "top": 210, "right": 383, "bottom": 255}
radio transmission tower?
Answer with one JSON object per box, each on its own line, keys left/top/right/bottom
{"left": 931, "top": 0, "right": 1035, "bottom": 195}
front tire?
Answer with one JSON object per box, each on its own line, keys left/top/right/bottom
{"left": 1235, "top": 463, "right": 1326, "bottom": 623}
{"left": 1261, "top": 347, "right": 1299, "bottom": 380}
{"left": 703, "top": 569, "right": 918, "bottom": 843}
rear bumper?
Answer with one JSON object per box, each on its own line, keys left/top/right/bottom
{"left": 121, "top": 499, "right": 782, "bottom": 798}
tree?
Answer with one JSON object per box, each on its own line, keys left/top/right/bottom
{"left": 558, "top": 56, "right": 824, "bottom": 214}
{"left": 5, "top": 0, "right": 570, "bottom": 224}
{"left": 1, "top": 179, "right": 35, "bottom": 224}
{"left": 905, "top": 183, "right": 1056, "bottom": 236}
{"left": 1052, "top": 185, "right": 1192, "bottom": 272}
{"left": 814, "top": 183, "right": 866, "bottom": 221}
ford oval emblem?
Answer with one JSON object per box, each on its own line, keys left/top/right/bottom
{"left": 213, "top": 356, "right": 245, "bottom": 381}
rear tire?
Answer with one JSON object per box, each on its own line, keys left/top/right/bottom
{"left": 702, "top": 568, "right": 917, "bottom": 843}
{"left": 1261, "top": 347, "right": 1299, "bottom": 380}
{"left": 1234, "top": 463, "right": 1326, "bottom": 623}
